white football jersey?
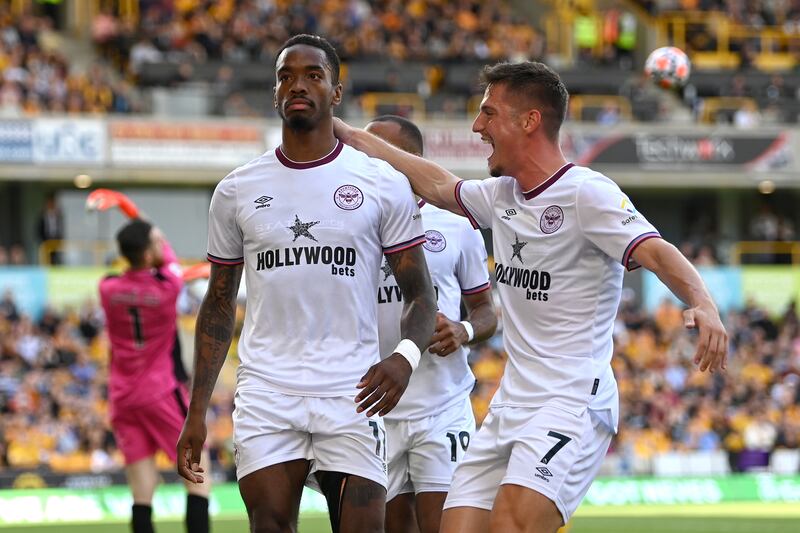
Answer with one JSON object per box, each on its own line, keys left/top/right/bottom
{"left": 456, "top": 163, "right": 660, "bottom": 430}
{"left": 377, "top": 202, "right": 491, "bottom": 421}
{"left": 207, "top": 141, "right": 425, "bottom": 396}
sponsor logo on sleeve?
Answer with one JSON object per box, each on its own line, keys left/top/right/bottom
{"left": 621, "top": 196, "right": 639, "bottom": 225}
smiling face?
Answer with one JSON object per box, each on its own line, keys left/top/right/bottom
{"left": 274, "top": 44, "right": 342, "bottom": 131}
{"left": 471, "top": 83, "right": 533, "bottom": 178}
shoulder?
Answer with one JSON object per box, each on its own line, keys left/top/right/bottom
{"left": 571, "top": 165, "right": 618, "bottom": 189}
{"left": 215, "top": 151, "right": 275, "bottom": 190}
{"left": 426, "top": 203, "right": 474, "bottom": 232}
{"left": 342, "top": 145, "right": 408, "bottom": 182}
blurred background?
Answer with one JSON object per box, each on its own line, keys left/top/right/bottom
{"left": 0, "top": 0, "right": 800, "bottom": 531}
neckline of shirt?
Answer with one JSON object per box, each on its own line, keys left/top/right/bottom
{"left": 521, "top": 162, "right": 575, "bottom": 200}
{"left": 275, "top": 140, "right": 343, "bottom": 169}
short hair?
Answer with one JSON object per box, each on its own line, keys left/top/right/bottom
{"left": 480, "top": 61, "right": 569, "bottom": 141}
{"left": 275, "top": 34, "right": 340, "bottom": 84}
{"left": 116, "top": 219, "right": 152, "bottom": 267}
{"left": 369, "top": 115, "right": 425, "bottom": 156}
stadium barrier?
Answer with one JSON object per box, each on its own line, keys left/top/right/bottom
{"left": 1, "top": 475, "right": 799, "bottom": 526}
{"left": 0, "top": 117, "right": 796, "bottom": 184}
{"left": 3, "top": 263, "right": 799, "bottom": 320}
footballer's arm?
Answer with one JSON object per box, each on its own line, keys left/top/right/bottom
{"left": 429, "top": 289, "right": 497, "bottom": 357}
{"left": 631, "top": 237, "right": 728, "bottom": 373}
{"left": 334, "top": 118, "right": 462, "bottom": 214}
{"left": 177, "top": 262, "right": 243, "bottom": 482}
{"left": 356, "top": 245, "right": 437, "bottom": 417}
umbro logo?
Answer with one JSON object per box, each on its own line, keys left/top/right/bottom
{"left": 254, "top": 195, "right": 273, "bottom": 209}
{"left": 536, "top": 466, "right": 553, "bottom": 477}
{"left": 501, "top": 208, "right": 517, "bottom": 220}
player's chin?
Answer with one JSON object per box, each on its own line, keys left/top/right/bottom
{"left": 285, "top": 112, "right": 317, "bottom": 132}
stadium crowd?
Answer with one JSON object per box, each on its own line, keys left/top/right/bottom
{"left": 95, "top": 0, "right": 544, "bottom": 69}
{"left": 0, "top": 7, "right": 138, "bottom": 116}
{"left": 0, "top": 286, "right": 797, "bottom": 477}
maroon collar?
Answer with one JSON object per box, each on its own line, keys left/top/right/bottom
{"left": 417, "top": 199, "right": 425, "bottom": 208}
{"left": 276, "top": 140, "right": 343, "bottom": 169}
{"left": 521, "top": 163, "right": 574, "bottom": 200}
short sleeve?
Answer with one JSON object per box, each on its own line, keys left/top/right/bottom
{"left": 576, "top": 176, "right": 661, "bottom": 271}
{"left": 455, "top": 178, "right": 501, "bottom": 230}
{"left": 456, "top": 222, "right": 491, "bottom": 295}
{"left": 379, "top": 166, "right": 426, "bottom": 254}
{"left": 207, "top": 174, "right": 244, "bottom": 265}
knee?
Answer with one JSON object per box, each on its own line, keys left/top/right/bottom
{"left": 246, "top": 505, "right": 296, "bottom": 533}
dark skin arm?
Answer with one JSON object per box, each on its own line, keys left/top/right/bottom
{"left": 428, "top": 288, "right": 497, "bottom": 357}
{"left": 177, "top": 262, "right": 243, "bottom": 483}
{"left": 356, "top": 245, "right": 437, "bottom": 417}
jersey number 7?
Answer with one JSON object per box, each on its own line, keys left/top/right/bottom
{"left": 540, "top": 431, "right": 571, "bottom": 465}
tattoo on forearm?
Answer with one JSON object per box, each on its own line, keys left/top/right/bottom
{"left": 387, "top": 247, "right": 437, "bottom": 350}
{"left": 191, "top": 263, "right": 242, "bottom": 410}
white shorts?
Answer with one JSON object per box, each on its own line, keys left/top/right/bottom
{"left": 233, "top": 389, "right": 388, "bottom": 489}
{"left": 443, "top": 405, "right": 612, "bottom": 523}
{"left": 385, "top": 397, "right": 475, "bottom": 501}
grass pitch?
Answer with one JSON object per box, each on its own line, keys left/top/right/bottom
{"left": 6, "top": 503, "right": 800, "bottom": 532}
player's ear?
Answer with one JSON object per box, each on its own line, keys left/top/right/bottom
{"left": 522, "top": 109, "right": 541, "bottom": 134}
{"left": 272, "top": 86, "right": 278, "bottom": 109}
{"left": 331, "top": 82, "right": 343, "bottom": 107}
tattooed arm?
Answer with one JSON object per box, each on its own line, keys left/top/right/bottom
{"left": 177, "top": 262, "right": 243, "bottom": 482}
{"left": 355, "top": 245, "right": 437, "bottom": 417}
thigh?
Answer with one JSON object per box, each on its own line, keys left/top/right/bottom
{"left": 408, "top": 397, "right": 476, "bottom": 494}
{"left": 238, "top": 459, "right": 311, "bottom": 531}
{"left": 490, "top": 484, "right": 562, "bottom": 533}
{"left": 233, "top": 389, "right": 312, "bottom": 480}
{"left": 502, "top": 407, "right": 612, "bottom": 525}
{"left": 442, "top": 409, "right": 506, "bottom": 512}
{"left": 415, "top": 492, "right": 447, "bottom": 533}
{"left": 309, "top": 396, "right": 388, "bottom": 489}
{"left": 386, "top": 493, "right": 419, "bottom": 533}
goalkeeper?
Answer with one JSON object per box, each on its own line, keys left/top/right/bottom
{"left": 92, "top": 189, "right": 211, "bottom": 533}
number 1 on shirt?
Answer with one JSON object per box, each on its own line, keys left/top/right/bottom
{"left": 127, "top": 306, "right": 145, "bottom": 348}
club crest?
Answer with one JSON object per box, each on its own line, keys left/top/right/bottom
{"left": 540, "top": 205, "right": 564, "bottom": 234}
{"left": 334, "top": 185, "right": 364, "bottom": 210}
{"left": 423, "top": 230, "right": 446, "bottom": 252}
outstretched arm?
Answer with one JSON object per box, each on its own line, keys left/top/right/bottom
{"left": 355, "top": 245, "right": 437, "bottom": 417}
{"left": 177, "top": 262, "right": 243, "bottom": 482}
{"left": 335, "top": 118, "right": 463, "bottom": 215}
{"left": 632, "top": 238, "right": 727, "bottom": 372}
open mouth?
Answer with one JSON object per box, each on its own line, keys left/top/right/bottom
{"left": 482, "top": 137, "right": 495, "bottom": 156}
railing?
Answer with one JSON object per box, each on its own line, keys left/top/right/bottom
{"left": 360, "top": 93, "right": 426, "bottom": 120}
{"left": 699, "top": 97, "right": 758, "bottom": 124}
{"left": 38, "top": 240, "right": 112, "bottom": 266}
{"left": 657, "top": 11, "right": 800, "bottom": 70}
{"left": 730, "top": 241, "right": 800, "bottom": 265}
{"left": 569, "top": 95, "right": 633, "bottom": 121}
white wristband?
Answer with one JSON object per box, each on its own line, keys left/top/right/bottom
{"left": 394, "top": 339, "right": 421, "bottom": 371}
{"left": 460, "top": 321, "right": 475, "bottom": 343}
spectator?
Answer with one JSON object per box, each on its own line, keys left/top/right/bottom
{"left": 37, "top": 194, "right": 64, "bottom": 265}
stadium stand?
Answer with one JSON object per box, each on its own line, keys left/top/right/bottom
{"left": 1, "top": 287, "right": 798, "bottom": 479}
{"left": 0, "top": 6, "right": 138, "bottom": 116}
